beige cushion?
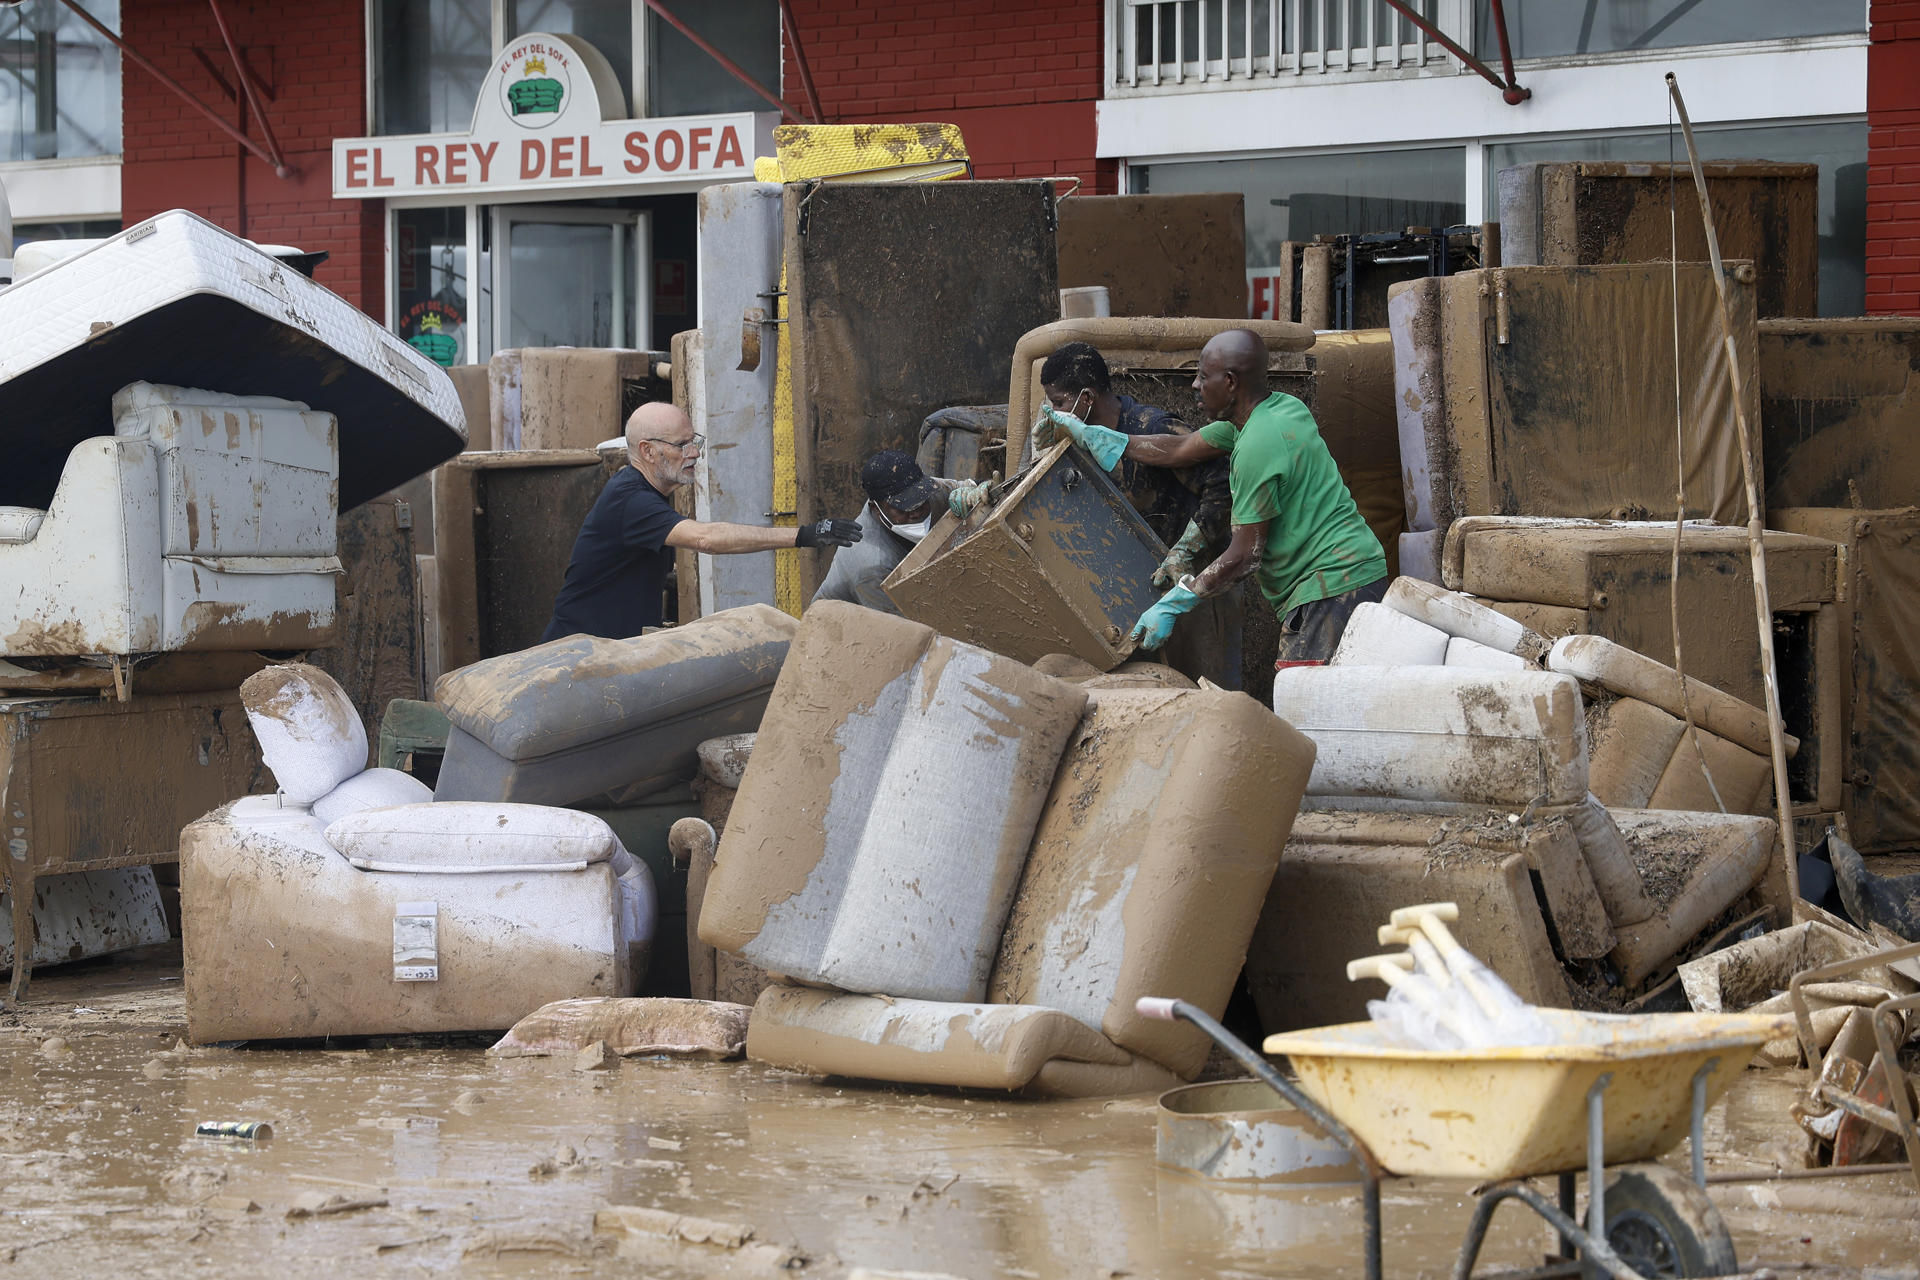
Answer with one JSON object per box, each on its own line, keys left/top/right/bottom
{"left": 698, "top": 602, "right": 1087, "bottom": 1002}
{"left": 745, "top": 985, "right": 1129, "bottom": 1091}
{"left": 987, "top": 688, "right": 1315, "bottom": 1078}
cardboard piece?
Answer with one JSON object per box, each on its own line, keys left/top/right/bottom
{"left": 432, "top": 450, "right": 616, "bottom": 674}
{"left": 1772, "top": 508, "right": 1920, "bottom": 851}
{"left": 1388, "top": 264, "right": 1758, "bottom": 533}
{"left": 308, "top": 498, "right": 421, "bottom": 769}
{"left": 1761, "top": 319, "right": 1920, "bottom": 511}
{"left": 786, "top": 181, "right": 1059, "bottom": 598}
{"left": 2, "top": 689, "right": 267, "bottom": 994}
{"left": 1055, "top": 194, "right": 1247, "bottom": 319}
{"left": 488, "top": 348, "right": 668, "bottom": 453}
{"left": 1498, "top": 162, "right": 1818, "bottom": 319}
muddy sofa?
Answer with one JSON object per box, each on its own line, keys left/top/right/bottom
{"left": 182, "top": 664, "right": 654, "bottom": 1043}
{"left": 700, "top": 602, "right": 1318, "bottom": 1097}
{"left": 431, "top": 604, "right": 798, "bottom": 806}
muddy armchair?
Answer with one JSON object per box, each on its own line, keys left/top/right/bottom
{"left": 180, "top": 663, "right": 655, "bottom": 1044}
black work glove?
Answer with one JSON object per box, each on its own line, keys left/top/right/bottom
{"left": 796, "top": 518, "right": 862, "bottom": 549}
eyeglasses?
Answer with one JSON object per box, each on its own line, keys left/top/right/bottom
{"left": 638, "top": 434, "right": 705, "bottom": 452}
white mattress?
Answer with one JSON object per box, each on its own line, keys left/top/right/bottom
{"left": 0, "top": 209, "right": 466, "bottom": 513}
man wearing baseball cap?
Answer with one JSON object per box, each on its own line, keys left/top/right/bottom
{"left": 812, "top": 449, "right": 957, "bottom": 613}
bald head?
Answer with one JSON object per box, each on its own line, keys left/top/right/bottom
{"left": 625, "top": 401, "right": 690, "bottom": 456}
{"left": 625, "top": 401, "right": 700, "bottom": 490}
{"left": 1193, "top": 328, "right": 1270, "bottom": 424}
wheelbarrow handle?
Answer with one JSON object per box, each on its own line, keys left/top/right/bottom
{"left": 1133, "top": 995, "right": 1386, "bottom": 1280}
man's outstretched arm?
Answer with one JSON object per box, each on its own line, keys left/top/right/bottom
{"left": 666, "top": 518, "right": 859, "bottom": 555}
{"left": 1123, "top": 431, "right": 1228, "bottom": 469}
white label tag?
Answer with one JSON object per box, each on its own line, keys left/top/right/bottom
{"left": 393, "top": 901, "right": 439, "bottom": 982}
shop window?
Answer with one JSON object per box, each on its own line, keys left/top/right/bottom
{"left": 376, "top": 0, "right": 494, "bottom": 136}
{"left": 1134, "top": 146, "right": 1467, "bottom": 271}
{"left": 506, "top": 0, "right": 634, "bottom": 114}
{"left": 1486, "top": 121, "right": 1868, "bottom": 316}
{"left": 1473, "top": 0, "right": 1863, "bottom": 60}
{"left": 0, "top": 0, "right": 119, "bottom": 162}
{"left": 646, "top": 0, "right": 778, "bottom": 118}
{"left": 396, "top": 208, "right": 471, "bottom": 368}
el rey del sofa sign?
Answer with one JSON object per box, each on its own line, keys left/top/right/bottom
{"left": 333, "top": 33, "right": 763, "bottom": 199}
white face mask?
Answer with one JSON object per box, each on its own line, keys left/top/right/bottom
{"left": 885, "top": 513, "right": 932, "bottom": 543}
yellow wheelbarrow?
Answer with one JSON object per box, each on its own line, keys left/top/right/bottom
{"left": 1137, "top": 997, "right": 1790, "bottom": 1280}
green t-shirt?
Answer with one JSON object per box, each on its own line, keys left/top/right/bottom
{"left": 1197, "top": 392, "right": 1386, "bottom": 616}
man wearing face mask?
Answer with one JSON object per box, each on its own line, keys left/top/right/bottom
{"left": 810, "top": 449, "right": 956, "bottom": 614}
{"left": 544, "top": 401, "right": 862, "bottom": 642}
{"left": 951, "top": 342, "right": 1241, "bottom": 685}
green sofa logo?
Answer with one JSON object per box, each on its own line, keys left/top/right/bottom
{"left": 507, "top": 57, "right": 563, "bottom": 117}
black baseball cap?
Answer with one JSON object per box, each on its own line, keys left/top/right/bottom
{"left": 861, "top": 450, "right": 935, "bottom": 509}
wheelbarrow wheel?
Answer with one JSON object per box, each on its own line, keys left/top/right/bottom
{"left": 1598, "top": 1164, "right": 1737, "bottom": 1278}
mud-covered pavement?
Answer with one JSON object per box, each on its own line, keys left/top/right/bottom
{"left": 3, "top": 945, "right": 1915, "bottom": 1279}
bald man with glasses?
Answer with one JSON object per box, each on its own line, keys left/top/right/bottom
{"left": 542, "top": 401, "right": 861, "bottom": 642}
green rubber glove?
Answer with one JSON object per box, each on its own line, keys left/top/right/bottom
{"left": 1042, "top": 406, "right": 1127, "bottom": 472}
{"left": 1128, "top": 582, "right": 1200, "bottom": 650}
{"left": 1152, "top": 518, "right": 1208, "bottom": 589}
{"left": 948, "top": 478, "right": 993, "bottom": 518}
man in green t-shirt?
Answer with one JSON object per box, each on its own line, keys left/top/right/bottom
{"left": 1042, "top": 328, "right": 1387, "bottom": 663}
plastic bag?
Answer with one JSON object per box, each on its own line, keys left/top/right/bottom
{"left": 1365, "top": 948, "right": 1557, "bottom": 1050}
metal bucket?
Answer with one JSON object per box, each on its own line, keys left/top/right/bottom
{"left": 1155, "top": 1079, "right": 1361, "bottom": 1183}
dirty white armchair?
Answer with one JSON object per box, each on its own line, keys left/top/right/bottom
{"left": 181, "top": 663, "right": 654, "bottom": 1043}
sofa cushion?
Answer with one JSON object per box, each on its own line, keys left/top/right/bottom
{"left": 698, "top": 602, "right": 1087, "bottom": 1002}
{"left": 986, "top": 688, "right": 1315, "bottom": 1078}
{"left": 431, "top": 603, "right": 797, "bottom": 805}
{"left": 323, "top": 801, "right": 615, "bottom": 872}
{"left": 239, "top": 663, "right": 369, "bottom": 804}
{"left": 745, "top": 985, "right": 1131, "bottom": 1092}
{"left": 1273, "top": 665, "right": 1588, "bottom": 806}
{"left": 312, "top": 767, "right": 432, "bottom": 826}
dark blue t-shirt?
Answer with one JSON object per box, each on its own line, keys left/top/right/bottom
{"left": 542, "top": 467, "right": 687, "bottom": 642}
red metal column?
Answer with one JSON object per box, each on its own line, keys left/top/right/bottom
{"left": 642, "top": 0, "right": 805, "bottom": 124}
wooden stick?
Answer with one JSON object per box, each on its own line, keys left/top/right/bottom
{"left": 1664, "top": 72, "right": 1800, "bottom": 901}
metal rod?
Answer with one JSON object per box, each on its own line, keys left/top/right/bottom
{"left": 55, "top": 0, "right": 287, "bottom": 174}
{"left": 1587, "top": 1073, "right": 1612, "bottom": 1244}
{"left": 1377, "top": 0, "right": 1527, "bottom": 100}
{"left": 1690, "top": 1058, "right": 1718, "bottom": 1188}
{"left": 1557, "top": 1171, "right": 1579, "bottom": 1262}
{"left": 206, "top": 0, "right": 290, "bottom": 176}
{"left": 642, "top": 0, "right": 804, "bottom": 123}
{"left": 1485, "top": 0, "right": 1530, "bottom": 102}
{"left": 1705, "top": 1161, "right": 1914, "bottom": 1184}
{"left": 778, "top": 0, "right": 826, "bottom": 123}
{"left": 1665, "top": 72, "right": 1799, "bottom": 904}
{"left": 1452, "top": 1182, "right": 1642, "bottom": 1280}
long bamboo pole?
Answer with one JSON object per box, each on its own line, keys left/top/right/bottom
{"left": 1665, "top": 72, "right": 1799, "bottom": 901}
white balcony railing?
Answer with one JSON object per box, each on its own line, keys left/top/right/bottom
{"left": 1111, "top": 0, "right": 1468, "bottom": 91}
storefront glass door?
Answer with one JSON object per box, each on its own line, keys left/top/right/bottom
{"left": 491, "top": 205, "right": 650, "bottom": 350}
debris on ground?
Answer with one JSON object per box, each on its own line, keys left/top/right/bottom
{"left": 491, "top": 996, "right": 752, "bottom": 1060}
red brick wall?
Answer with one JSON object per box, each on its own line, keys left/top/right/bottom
{"left": 780, "top": 0, "right": 1116, "bottom": 193}
{"left": 121, "top": 0, "right": 383, "bottom": 316}
{"left": 1869, "top": 0, "right": 1920, "bottom": 313}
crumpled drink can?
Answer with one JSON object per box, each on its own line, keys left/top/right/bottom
{"left": 195, "top": 1121, "right": 274, "bottom": 1140}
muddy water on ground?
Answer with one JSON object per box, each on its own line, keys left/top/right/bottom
{"left": 2, "top": 955, "right": 1915, "bottom": 1278}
